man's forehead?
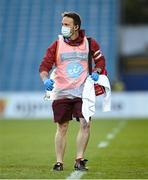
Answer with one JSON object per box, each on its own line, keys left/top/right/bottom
{"left": 62, "top": 16, "right": 74, "bottom": 24}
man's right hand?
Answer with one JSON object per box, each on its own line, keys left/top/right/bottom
{"left": 43, "top": 79, "right": 54, "bottom": 91}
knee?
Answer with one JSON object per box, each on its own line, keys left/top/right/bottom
{"left": 80, "top": 120, "right": 90, "bottom": 132}
{"left": 57, "top": 122, "right": 69, "bottom": 136}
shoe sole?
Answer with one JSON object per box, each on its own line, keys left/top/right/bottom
{"left": 74, "top": 168, "right": 88, "bottom": 171}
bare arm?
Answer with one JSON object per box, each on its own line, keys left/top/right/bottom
{"left": 40, "top": 71, "right": 49, "bottom": 82}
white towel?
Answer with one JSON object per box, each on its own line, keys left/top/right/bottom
{"left": 82, "top": 75, "right": 111, "bottom": 122}
{"left": 97, "top": 75, "right": 111, "bottom": 112}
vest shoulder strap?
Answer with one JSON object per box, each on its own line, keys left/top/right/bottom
{"left": 87, "top": 37, "right": 92, "bottom": 75}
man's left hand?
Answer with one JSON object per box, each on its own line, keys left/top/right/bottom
{"left": 91, "top": 72, "right": 99, "bottom": 81}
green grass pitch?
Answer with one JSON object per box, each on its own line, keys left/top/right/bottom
{"left": 0, "top": 119, "right": 148, "bottom": 179}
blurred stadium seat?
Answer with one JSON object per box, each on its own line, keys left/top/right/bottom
{"left": 0, "top": 0, "right": 119, "bottom": 91}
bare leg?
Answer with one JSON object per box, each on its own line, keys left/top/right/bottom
{"left": 55, "top": 121, "right": 69, "bottom": 163}
{"left": 76, "top": 118, "right": 90, "bottom": 159}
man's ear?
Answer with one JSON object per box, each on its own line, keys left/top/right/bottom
{"left": 74, "top": 25, "right": 79, "bottom": 31}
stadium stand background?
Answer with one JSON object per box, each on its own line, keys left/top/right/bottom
{"left": 119, "top": 0, "right": 148, "bottom": 91}
{"left": 0, "top": 0, "right": 119, "bottom": 91}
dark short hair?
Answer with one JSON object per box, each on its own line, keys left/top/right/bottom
{"left": 62, "top": 11, "right": 81, "bottom": 29}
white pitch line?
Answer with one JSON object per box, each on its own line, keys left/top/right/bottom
{"left": 112, "top": 127, "right": 120, "bottom": 135}
{"left": 66, "top": 171, "right": 85, "bottom": 179}
{"left": 112, "top": 121, "right": 126, "bottom": 135}
{"left": 97, "top": 141, "right": 109, "bottom": 148}
{"left": 106, "top": 133, "right": 115, "bottom": 140}
{"left": 98, "top": 121, "right": 127, "bottom": 149}
{"left": 119, "top": 121, "right": 127, "bottom": 129}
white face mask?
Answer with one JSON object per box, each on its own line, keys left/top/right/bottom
{"left": 61, "top": 26, "right": 71, "bottom": 37}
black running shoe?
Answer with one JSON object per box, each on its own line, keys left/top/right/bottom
{"left": 53, "top": 162, "right": 63, "bottom": 171}
{"left": 74, "top": 159, "right": 88, "bottom": 171}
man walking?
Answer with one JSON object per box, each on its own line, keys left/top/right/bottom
{"left": 39, "top": 12, "right": 106, "bottom": 171}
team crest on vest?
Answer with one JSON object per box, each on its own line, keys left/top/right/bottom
{"left": 66, "top": 62, "right": 83, "bottom": 78}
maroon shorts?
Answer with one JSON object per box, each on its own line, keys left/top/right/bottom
{"left": 52, "top": 97, "right": 84, "bottom": 124}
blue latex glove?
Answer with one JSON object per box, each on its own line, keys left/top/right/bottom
{"left": 91, "top": 72, "right": 99, "bottom": 81}
{"left": 43, "top": 79, "right": 54, "bottom": 91}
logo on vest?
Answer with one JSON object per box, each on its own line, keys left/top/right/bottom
{"left": 61, "top": 52, "right": 88, "bottom": 61}
{"left": 66, "top": 62, "right": 83, "bottom": 78}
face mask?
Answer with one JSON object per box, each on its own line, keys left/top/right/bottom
{"left": 61, "top": 26, "right": 71, "bottom": 37}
